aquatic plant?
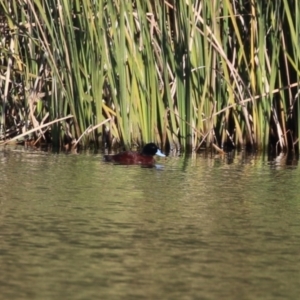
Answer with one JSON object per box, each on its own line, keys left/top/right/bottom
{"left": 0, "top": 0, "right": 299, "bottom": 153}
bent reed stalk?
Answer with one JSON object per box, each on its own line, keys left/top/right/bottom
{"left": 0, "top": 0, "right": 299, "bottom": 153}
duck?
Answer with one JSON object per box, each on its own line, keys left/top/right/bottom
{"left": 104, "top": 143, "right": 166, "bottom": 165}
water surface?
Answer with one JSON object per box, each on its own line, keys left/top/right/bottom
{"left": 0, "top": 149, "right": 300, "bottom": 300}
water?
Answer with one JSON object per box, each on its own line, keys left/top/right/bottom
{"left": 0, "top": 149, "right": 300, "bottom": 300}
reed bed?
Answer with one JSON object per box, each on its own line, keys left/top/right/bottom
{"left": 0, "top": 0, "right": 299, "bottom": 153}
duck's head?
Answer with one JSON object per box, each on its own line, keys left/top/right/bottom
{"left": 142, "top": 143, "right": 166, "bottom": 157}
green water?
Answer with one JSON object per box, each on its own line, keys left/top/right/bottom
{"left": 0, "top": 149, "right": 300, "bottom": 300}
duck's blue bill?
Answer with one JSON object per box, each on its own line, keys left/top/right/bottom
{"left": 155, "top": 149, "right": 166, "bottom": 157}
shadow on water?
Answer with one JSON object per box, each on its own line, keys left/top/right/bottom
{"left": 1, "top": 148, "right": 300, "bottom": 299}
